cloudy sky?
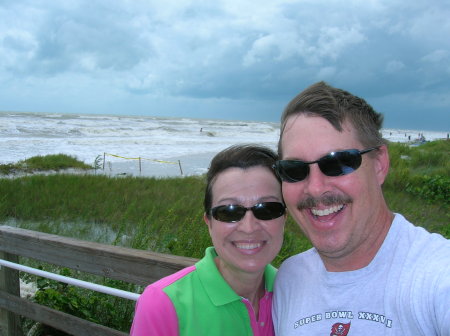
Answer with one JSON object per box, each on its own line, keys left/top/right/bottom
{"left": 1, "top": 0, "right": 449, "bottom": 131}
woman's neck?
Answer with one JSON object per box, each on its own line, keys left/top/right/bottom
{"left": 215, "top": 257, "right": 266, "bottom": 317}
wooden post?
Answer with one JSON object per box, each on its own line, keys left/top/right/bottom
{"left": 0, "top": 252, "right": 23, "bottom": 336}
{"left": 139, "top": 157, "right": 142, "bottom": 175}
{"left": 178, "top": 160, "right": 183, "bottom": 176}
{"left": 103, "top": 152, "right": 106, "bottom": 170}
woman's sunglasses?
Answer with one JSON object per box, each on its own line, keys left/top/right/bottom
{"left": 273, "top": 147, "right": 380, "bottom": 183}
{"left": 209, "top": 202, "right": 286, "bottom": 223}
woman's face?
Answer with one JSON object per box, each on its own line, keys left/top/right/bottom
{"left": 204, "top": 166, "right": 285, "bottom": 277}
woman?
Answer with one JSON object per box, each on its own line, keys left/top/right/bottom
{"left": 130, "top": 144, "right": 286, "bottom": 335}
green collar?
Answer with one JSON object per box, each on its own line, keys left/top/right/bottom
{"left": 196, "top": 247, "right": 277, "bottom": 306}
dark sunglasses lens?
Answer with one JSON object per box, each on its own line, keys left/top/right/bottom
{"left": 212, "top": 205, "right": 246, "bottom": 222}
{"left": 319, "top": 150, "right": 362, "bottom": 176}
{"left": 276, "top": 161, "right": 309, "bottom": 182}
{"left": 211, "top": 203, "right": 285, "bottom": 222}
{"left": 253, "top": 202, "right": 285, "bottom": 220}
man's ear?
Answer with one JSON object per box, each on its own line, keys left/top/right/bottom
{"left": 374, "top": 145, "right": 390, "bottom": 185}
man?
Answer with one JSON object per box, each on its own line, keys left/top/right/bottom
{"left": 272, "top": 81, "right": 450, "bottom": 335}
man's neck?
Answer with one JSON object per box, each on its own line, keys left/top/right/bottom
{"left": 321, "top": 210, "right": 395, "bottom": 272}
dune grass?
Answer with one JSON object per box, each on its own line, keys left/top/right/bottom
{"left": 0, "top": 141, "right": 448, "bottom": 263}
{"left": 1, "top": 141, "right": 448, "bottom": 254}
{"left": 0, "top": 140, "right": 448, "bottom": 334}
{"left": 0, "top": 154, "right": 92, "bottom": 175}
{"left": 0, "top": 173, "right": 309, "bottom": 263}
{"left": 383, "top": 140, "right": 449, "bottom": 234}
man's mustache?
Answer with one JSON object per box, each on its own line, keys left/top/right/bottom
{"left": 296, "top": 193, "right": 353, "bottom": 209}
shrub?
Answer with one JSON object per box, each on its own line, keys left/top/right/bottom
{"left": 405, "top": 175, "right": 450, "bottom": 204}
{"left": 25, "top": 267, "right": 136, "bottom": 335}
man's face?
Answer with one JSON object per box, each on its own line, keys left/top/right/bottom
{"left": 280, "top": 114, "right": 389, "bottom": 270}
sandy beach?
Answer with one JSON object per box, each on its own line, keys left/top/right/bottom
{"left": 98, "top": 151, "right": 216, "bottom": 178}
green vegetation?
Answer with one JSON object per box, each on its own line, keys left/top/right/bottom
{"left": 1, "top": 140, "right": 448, "bottom": 335}
{"left": 383, "top": 140, "right": 450, "bottom": 233}
{"left": 21, "top": 270, "right": 136, "bottom": 336}
{"left": 0, "top": 154, "right": 91, "bottom": 175}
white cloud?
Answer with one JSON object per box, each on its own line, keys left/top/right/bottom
{"left": 408, "top": 7, "right": 450, "bottom": 48}
{"left": 386, "top": 60, "right": 405, "bottom": 73}
{"left": 77, "top": 54, "right": 98, "bottom": 71}
{"left": 243, "top": 32, "right": 304, "bottom": 66}
{"left": 0, "top": 29, "right": 38, "bottom": 71}
{"left": 0, "top": 0, "right": 448, "bottom": 130}
{"left": 314, "top": 26, "right": 366, "bottom": 62}
{"left": 422, "top": 50, "right": 449, "bottom": 63}
{"left": 317, "top": 66, "right": 337, "bottom": 79}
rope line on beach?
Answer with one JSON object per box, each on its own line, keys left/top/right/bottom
{"left": 102, "top": 152, "right": 184, "bottom": 176}
{"left": 104, "top": 153, "right": 178, "bottom": 164}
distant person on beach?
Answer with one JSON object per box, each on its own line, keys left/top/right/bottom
{"left": 131, "top": 144, "right": 286, "bottom": 335}
{"left": 272, "top": 81, "right": 450, "bottom": 335}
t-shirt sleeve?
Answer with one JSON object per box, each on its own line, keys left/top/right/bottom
{"left": 130, "top": 285, "right": 179, "bottom": 336}
{"left": 433, "top": 255, "right": 450, "bottom": 336}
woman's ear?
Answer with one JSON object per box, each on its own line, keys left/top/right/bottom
{"left": 204, "top": 213, "right": 211, "bottom": 228}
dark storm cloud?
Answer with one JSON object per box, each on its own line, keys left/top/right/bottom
{"left": 1, "top": 1, "right": 154, "bottom": 76}
{"left": 0, "top": 0, "right": 448, "bottom": 130}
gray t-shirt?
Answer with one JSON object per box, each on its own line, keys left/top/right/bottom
{"left": 273, "top": 214, "right": 450, "bottom": 335}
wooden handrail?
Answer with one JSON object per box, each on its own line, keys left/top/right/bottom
{"left": 0, "top": 225, "right": 198, "bottom": 336}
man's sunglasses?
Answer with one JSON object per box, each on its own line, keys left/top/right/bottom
{"left": 273, "top": 147, "right": 380, "bottom": 183}
{"left": 209, "top": 202, "right": 286, "bottom": 223}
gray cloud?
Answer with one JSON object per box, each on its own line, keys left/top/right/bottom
{"left": 0, "top": 0, "right": 448, "bottom": 130}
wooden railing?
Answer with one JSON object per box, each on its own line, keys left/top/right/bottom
{"left": 0, "top": 226, "right": 197, "bottom": 336}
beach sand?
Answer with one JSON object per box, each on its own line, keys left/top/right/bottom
{"left": 98, "top": 131, "right": 450, "bottom": 178}
{"left": 98, "top": 151, "right": 216, "bottom": 178}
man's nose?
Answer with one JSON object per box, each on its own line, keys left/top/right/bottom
{"left": 303, "top": 164, "right": 330, "bottom": 197}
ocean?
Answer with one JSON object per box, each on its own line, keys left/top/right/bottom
{"left": 1, "top": 111, "right": 448, "bottom": 177}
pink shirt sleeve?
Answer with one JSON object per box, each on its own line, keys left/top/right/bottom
{"left": 130, "top": 285, "right": 179, "bottom": 336}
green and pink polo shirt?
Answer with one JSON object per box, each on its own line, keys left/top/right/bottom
{"left": 130, "top": 247, "right": 276, "bottom": 335}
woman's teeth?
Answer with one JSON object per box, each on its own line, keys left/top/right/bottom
{"left": 234, "top": 242, "right": 262, "bottom": 249}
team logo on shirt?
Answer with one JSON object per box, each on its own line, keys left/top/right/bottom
{"left": 330, "top": 322, "right": 351, "bottom": 336}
